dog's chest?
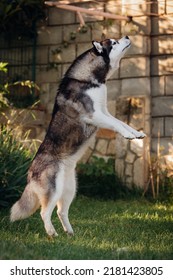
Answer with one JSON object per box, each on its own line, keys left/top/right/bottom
{"left": 85, "top": 84, "right": 107, "bottom": 112}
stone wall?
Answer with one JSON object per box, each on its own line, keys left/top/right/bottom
{"left": 1, "top": 0, "right": 173, "bottom": 188}
{"left": 150, "top": 1, "right": 173, "bottom": 161}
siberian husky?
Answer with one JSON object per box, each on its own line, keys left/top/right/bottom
{"left": 10, "top": 36, "right": 146, "bottom": 236}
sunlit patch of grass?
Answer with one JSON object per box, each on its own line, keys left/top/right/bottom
{"left": 0, "top": 197, "right": 173, "bottom": 260}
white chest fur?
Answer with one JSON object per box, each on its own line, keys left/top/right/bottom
{"left": 86, "top": 84, "right": 108, "bottom": 113}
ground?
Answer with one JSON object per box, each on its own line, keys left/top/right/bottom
{"left": 0, "top": 196, "right": 173, "bottom": 260}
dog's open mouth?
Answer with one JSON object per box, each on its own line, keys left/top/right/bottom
{"left": 122, "top": 42, "right": 131, "bottom": 52}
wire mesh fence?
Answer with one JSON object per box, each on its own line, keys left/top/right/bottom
{"left": 0, "top": 37, "right": 36, "bottom": 84}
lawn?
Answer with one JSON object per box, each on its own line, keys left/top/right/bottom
{"left": 0, "top": 196, "right": 173, "bottom": 260}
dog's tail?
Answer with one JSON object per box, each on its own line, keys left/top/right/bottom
{"left": 10, "top": 185, "right": 40, "bottom": 222}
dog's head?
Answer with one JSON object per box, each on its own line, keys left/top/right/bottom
{"left": 92, "top": 36, "right": 131, "bottom": 70}
{"left": 66, "top": 36, "right": 131, "bottom": 84}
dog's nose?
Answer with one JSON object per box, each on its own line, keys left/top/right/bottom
{"left": 125, "top": 35, "right": 129, "bottom": 39}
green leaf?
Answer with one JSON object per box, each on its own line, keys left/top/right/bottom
{"left": 0, "top": 62, "right": 8, "bottom": 73}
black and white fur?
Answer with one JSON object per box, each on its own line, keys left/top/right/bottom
{"left": 10, "top": 36, "right": 146, "bottom": 236}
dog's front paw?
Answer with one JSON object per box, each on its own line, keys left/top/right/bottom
{"left": 122, "top": 130, "right": 146, "bottom": 140}
{"left": 122, "top": 132, "right": 136, "bottom": 140}
{"left": 136, "top": 131, "right": 146, "bottom": 139}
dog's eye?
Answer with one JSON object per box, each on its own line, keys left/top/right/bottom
{"left": 112, "top": 41, "right": 119, "bottom": 45}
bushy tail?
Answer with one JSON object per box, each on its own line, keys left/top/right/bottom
{"left": 10, "top": 185, "right": 40, "bottom": 222}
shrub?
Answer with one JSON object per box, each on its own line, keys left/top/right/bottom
{"left": 77, "top": 156, "right": 135, "bottom": 200}
{"left": 0, "top": 61, "right": 40, "bottom": 109}
{"left": 0, "top": 62, "right": 10, "bottom": 109}
{"left": 0, "top": 126, "right": 32, "bottom": 208}
{"left": 156, "top": 172, "right": 173, "bottom": 204}
{"left": 0, "top": 0, "right": 45, "bottom": 40}
{"left": 146, "top": 150, "right": 173, "bottom": 203}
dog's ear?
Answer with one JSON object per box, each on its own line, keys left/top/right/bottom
{"left": 92, "top": 41, "right": 103, "bottom": 54}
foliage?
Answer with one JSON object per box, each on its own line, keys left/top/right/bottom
{"left": 78, "top": 156, "right": 115, "bottom": 177}
{"left": 7, "top": 80, "right": 40, "bottom": 108}
{"left": 0, "top": 0, "right": 45, "bottom": 40}
{"left": 156, "top": 172, "right": 173, "bottom": 204}
{"left": 77, "top": 156, "right": 136, "bottom": 200}
{"left": 0, "top": 198, "right": 173, "bottom": 259}
{"left": 0, "top": 62, "right": 8, "bottom": 73}
{"left": 0, "top": 63, "right": 10, "bottom": 108}
{"left": 0, "top": 64, "right": 38, "bottom": 208}
{"left": 0, "top": 62, "right": 40, "bottom": 108}
{"left": 145, "top": 143, "right": 173, "bottom": 204}
{"left": 0, "top": 126, "right": 32, "bottom": 208}
{"left": 49, "top": 25, "right": 89, "bottom": 70}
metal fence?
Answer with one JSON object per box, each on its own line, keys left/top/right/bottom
{"left": 0, "top": 37, "right": 36, "bottom": 84}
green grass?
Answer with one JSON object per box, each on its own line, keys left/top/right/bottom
{"left": 0, "top": 196, "right": 173, "bottom": 260}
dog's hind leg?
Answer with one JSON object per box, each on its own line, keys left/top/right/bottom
{"left": 57, "top": 166, "right": 76, "bottom": 235}
{"left": 40, "top": 166, "right": 65, "bottom": 237}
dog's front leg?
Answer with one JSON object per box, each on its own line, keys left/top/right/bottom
{"left": 84, "top": 112, "right": 142, "bottom": 139}
{"left": 103, "top": 109, "right": 146, "bottom": 139}
{"left": 117, "top": 119, "right": 146, "bottom": 139}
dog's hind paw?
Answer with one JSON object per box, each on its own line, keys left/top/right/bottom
{"left": 46, "top": 228, "right": 58, "bottom": 237}
{"left": 65, "top": 229, "right": 74, "bottom": 236}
